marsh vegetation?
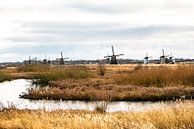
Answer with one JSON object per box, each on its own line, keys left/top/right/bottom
{"left": 0, "top": 101, "right": 193, "bottom": 129}
{"left": 117, "top": 65, "right": 194, "bottom": 87}
{"left": 19, "top": 64, "right": 194, "bottom": 101}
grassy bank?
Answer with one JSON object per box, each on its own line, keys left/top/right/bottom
{"left": 22, "top": 79, "right": 194, "bottom": 101}
{"left": 0, "top": 70, "right": 12, "bottom": 82}
{"left": 33, "top": 66, "right": 91, "bottom": 86}
{"left": 116, "top": 65, "right": 194, "bottom": 87}
{"left": 0, "top": 102, "right": 194, "bottom": 129}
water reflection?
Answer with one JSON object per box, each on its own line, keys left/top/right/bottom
{"left": 0, "top": 79, "right": 192, "bottom": 112}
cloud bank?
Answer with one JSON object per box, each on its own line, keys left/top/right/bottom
{"left": 0, "top": 0, "right": 194, "bottom": 62}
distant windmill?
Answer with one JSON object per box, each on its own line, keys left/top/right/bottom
{"left": 169, "top": 53, "right": 175, "bottom": 64}
{"left": 160, "top": 49, "right": 169, "bottom": 64}
{"left": 28, "top": 56, "right": 31, "bottom": 64}
{"left": 43, "top": 53, "right": 48, "bottom": 64}
{"left": 104, "top": 46, "right": 124, "bottom": 64}
{"left": 57, "top": 52, "right": 69, "bottom": 65}
{"left": 144, "top": 52, "right": 152, "bottom": 64}
{"left": 105, "top": 53, "right": 110, "bottom": 63}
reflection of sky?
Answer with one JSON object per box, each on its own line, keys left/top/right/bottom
{"left": 1, "top": 0, "right": 194, "bottom": 62}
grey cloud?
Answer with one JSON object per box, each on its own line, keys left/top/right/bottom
{"left": 20, "top": 21, "right": 194, "bottom": 39}
{"left": 65, "top": 2, "right": 158, "bottom": 14}
{"left": 7, "top": 21, "right": 194, "bottom": 56}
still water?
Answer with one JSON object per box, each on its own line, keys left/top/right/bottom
{"left": 0, "top": 79, "right": 192, "bottom": 112}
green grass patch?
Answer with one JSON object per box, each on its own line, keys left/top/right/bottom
{"left": 33, "top": 66, "right": 91, "bottom": 86}
{"left": 17, "top": 64, "right": 50, "bottom": 72}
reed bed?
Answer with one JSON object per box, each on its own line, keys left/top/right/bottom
{"left": 0, "top": 102, "right": 194, "bottom": 129}
{"left": 117, "top": 65, "right": 194, "bottom": 87}
{"left": 21, "top": 78, "right": 194, "bottom": 101}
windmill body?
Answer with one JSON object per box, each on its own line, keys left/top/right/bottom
{"left": 104, "top": 46, "right": 124, "bottom": 64}
{"left": 57, "top": 52, "right": 69, "bottom": 65}
{"left": 168, "top": 53, "right": 175, "bottom": 64}
{"left": 160, "top": 50, "right": 169, "bottom": 64}
{"left": 159, "top": 50, "right": 176, "bottom": 64}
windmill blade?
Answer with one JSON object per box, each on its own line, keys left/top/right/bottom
{"left": 111, "top": 46, "right": 115, "bottom": 55}
{"left": 115, "top": 54, "right": 124, "bottom": 56}
{"left": 162, "top": 49, "right": 165, "bottom": 56}
{"left": 61, "top": 52, "right": 64, "bottom": 59}
{"left": 170, "top": 53, "right": 174, "bottom": 57}
{"left": 104, "top": 56, "right": 112, "bottom": 58}
{"left": 146, "top": 52, "right": 148, "bottom": 57}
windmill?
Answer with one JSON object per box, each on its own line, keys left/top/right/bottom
{"left": 144, "top": 52, "right": 152, "bottom": 64}
{"left": 28, "top": 56, "right": 31, "bottom": 64}
{"left": 105, "top": 53, "right": 110, "bottom": 64}
{"left": 104, "top": 46, "right": 124, "bottom": 64}
{"left": 169, "top": 53, "right": 175, "bottom": 64}
{"left": 160, "top": 49, "right": 169, "bottom": 64}
{"left": 43, "top": 53, "right": 48, "bottom": 64}
{"left": 57, "top": 52, "right": 69, "bottom": 65}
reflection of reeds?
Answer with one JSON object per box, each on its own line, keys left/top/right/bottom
{"left": 0, "top": 102, "right": 16, "bottom": 111}
{"left": 117, "top": 65, "right": 194, "bottom": 87}
{"left": 95, "top": 101, "right": 109, "bottom": 113}
{"left": 0, "top": 102, "right": 194, "bottom": 129}
{"left": 33, "top": 66, "right": 91, "bottom": 86}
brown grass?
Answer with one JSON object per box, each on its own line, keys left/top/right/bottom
{"left": 0, "top": 102, "right": 194, "bottom": 129}
{"left": 15, "top": 64, "right": 194, "bottom": 101}
{"left": 21, "top": 78, "right": 194, "bottom": 101}
{"left": 116, "top": 65, "right": 194, "bottom": 87}
{"left": 0, "top": 70, "right": 11, "bottom": 82}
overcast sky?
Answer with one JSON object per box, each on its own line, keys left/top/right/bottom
{"left": 0, "top": 0, "right": 194, "bottom": 62}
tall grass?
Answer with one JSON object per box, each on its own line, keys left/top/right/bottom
{"left": 33, "top": 66, "right": 91, "bottom": 86}
{"left": 0, "top": 102, "right": 194, "bottom": 129}
{"left": 117, "top": 65, "right": 194, "bottom": 87}
{"left": 17, "top": 64, "right": 50, "bottom": 72}
{"left": 98, "top": 61, "right": 106, "bottom": 76}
